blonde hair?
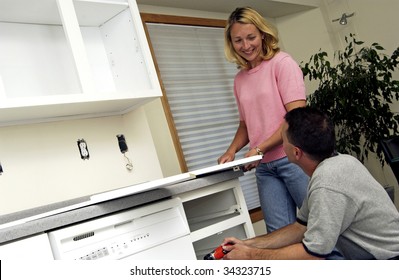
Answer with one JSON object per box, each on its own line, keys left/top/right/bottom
{"left": 224, "top": 7, "right": 280, "bottom": 69}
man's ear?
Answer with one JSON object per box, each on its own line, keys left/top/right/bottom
{"left": 294, "top": 147, "right": 302, "bottom": 160}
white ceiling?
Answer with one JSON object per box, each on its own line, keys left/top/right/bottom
{"left": 136, "top": 0, "right": 318, "bottom": 18}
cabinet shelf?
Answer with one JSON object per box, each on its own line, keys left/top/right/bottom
{"left": 0, "top": 0, "right": 128, "bottom": 26}
{"left": 0, "top": 0, "right": 161, "bottom": 126}
{"left": 189, "top": 215, "right": 248, "bottom": 243}
{"left": 0, "top": 94, "right": 156, "bottom": 126}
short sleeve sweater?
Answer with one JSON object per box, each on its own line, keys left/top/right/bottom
{"left": 233, "top": 51, "right": 306, "bottom": 163}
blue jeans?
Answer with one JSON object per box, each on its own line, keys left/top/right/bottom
{"left": 256, "top": 157, "right": 309, "bottom": 233}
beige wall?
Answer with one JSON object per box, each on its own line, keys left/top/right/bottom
{"left": 0, "top": 108, "right": 163, "bottom": 215}
{"left": 143, "top": 99, "right": 181, "bottom": 176}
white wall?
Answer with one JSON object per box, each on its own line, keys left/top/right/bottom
{"left": 0, "top": 108, "right": 163, "bottom": 215}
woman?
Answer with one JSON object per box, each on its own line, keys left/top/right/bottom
{"left": 218, "top": 7, "right": 309, "bottom": 233}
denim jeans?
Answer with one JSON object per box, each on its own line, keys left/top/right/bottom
{"left": 256, "top": 156, "right": 309, "bottom": 233}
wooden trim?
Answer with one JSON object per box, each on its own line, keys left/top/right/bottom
{"left": 249, "top": 207, "right": 264, "bottom": 223}
{"left": 140, "top": 13, "right": 226, "bottom": 172}
{"left": 141, "top": 13, "right": 226, "bottom": 28}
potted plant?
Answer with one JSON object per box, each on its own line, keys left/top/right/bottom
{"left": 300, "top": 34, "right": 399, "bottom": 164}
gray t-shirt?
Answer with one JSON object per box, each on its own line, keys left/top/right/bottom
{"left": 297, "top": 154, "right": 399, "bottom": 259}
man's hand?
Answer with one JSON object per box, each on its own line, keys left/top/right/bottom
{"left": 222, "top": 242, "right": 256, "bottom": 260}
{"left": 219, "top": 237, "right": 254, "bottom": 260}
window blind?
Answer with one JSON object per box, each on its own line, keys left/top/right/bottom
{"left": 146, "top": 23, "right": 260, "bottom": 210}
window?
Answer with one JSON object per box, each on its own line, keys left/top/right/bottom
{"left": 142, "top": 14, "right": 261, "bottom": 211}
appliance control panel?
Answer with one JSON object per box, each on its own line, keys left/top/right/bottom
{"left": 48, "top": 198, "right": 190, "bottom": 260}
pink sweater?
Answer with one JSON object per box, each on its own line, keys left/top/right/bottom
{"left": 234, "top": 52, "right": 306, "bottom": 163}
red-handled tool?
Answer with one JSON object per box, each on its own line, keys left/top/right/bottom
{"left": 203, "top": 243, "right": 233, "bottom": 260}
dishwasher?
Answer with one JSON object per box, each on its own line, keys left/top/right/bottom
{"left": 47, "top": 197, "right": 196, "bottom": 260}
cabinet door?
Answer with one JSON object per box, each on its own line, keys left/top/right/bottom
{"left": 0, "top": 234, "right": 54, "bottom": 259}
{"left": 0, "top": 0, "right": 161, "bottom": 126}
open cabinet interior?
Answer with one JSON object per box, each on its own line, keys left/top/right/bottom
{"left": 179, "top": 179, "right": 255, "bottom": 260}
{"left": 193, "top": 225, "right": 247, "bottom": 260}
{"left": 183, "top": 188, "right": 241, "bottom": 232}
{"left": 0, "top": 0, "right": 161, "bottom": 126}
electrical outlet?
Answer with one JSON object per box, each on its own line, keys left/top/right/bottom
{"left": 77, "top": 139, "right": 90, "bottom": 160}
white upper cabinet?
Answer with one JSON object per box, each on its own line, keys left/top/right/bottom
{"left": 0, "top": 0, "right": 161, "bottom": 126}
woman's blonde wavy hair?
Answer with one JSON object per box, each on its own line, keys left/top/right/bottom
{"left": 224, "top": 7, "right": 280, "bottom": 70}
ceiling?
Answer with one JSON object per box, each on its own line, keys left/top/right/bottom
{"left": 136, "top": 0, "right": 318, "bottom": 18}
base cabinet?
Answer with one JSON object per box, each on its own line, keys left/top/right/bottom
{"left": 0, "top": 176, "right": 255, "bottom": 260}
{"left": 177, "top": 179, "right": 255, "bottom": 260}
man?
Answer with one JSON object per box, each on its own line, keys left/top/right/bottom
{"left": 222, "top": 107, "right": 399, "bottom": 260}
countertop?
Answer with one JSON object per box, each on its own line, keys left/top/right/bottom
{"left": 0, "top": 169, "right": 243, "bottom": 244}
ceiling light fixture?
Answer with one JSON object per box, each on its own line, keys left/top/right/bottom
{"left": 332, "top": 12, "right": 355, "bottom": 25}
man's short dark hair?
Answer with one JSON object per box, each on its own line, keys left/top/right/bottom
{"left": 284, "top": 107, "right": 336, "bottom": 162}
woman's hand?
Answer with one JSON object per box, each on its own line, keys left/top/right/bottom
{"left": 218, "top": 151, "right": 235, "bottom": 164}
{"left": 243, "top": 148, "right": 261, "bottom": 171}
